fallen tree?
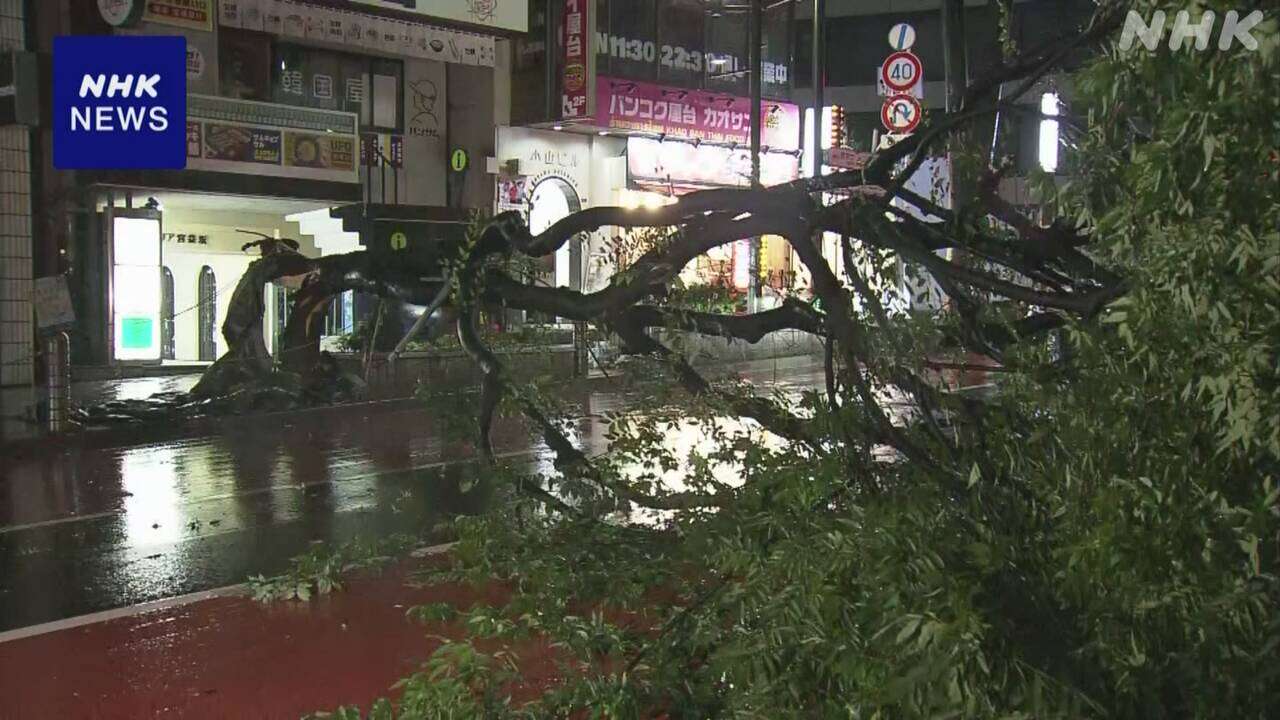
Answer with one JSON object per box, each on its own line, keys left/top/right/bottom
{"left": 231, "top": 0, "right": 1280, "bottom": 715}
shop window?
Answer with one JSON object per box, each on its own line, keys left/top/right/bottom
{"left": 705, "top": 10, "right": 748, "bottom": 96}
{"left": 368, "top": 59, "right": 403, "bottom": 131}
{"left": 273, "top": 43, "right": 403, "bottom": 131}
{"left": 511, "top": 0, "right": 551, "bottom": 124}
{"left": 601, "top": 0, "right": 658, "bottom": 82}
{"left": 656, "top": 0, "right": 703, "bottom": 88}
{"left": 220, "top": 28, "right": 273, "bottom": 101}
{"left": 591, "top": 0, "right": 791, "bottom": 98}
{"left": 324, "top": 292, "right": 353, "bottom": 336}
{"left": 760, "top": 2, "right": 793, "bottom": 97}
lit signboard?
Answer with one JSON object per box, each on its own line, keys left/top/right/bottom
{"left": 348, "top": 0, "right": 528, "bottom": 33}
{"left": 112, "top": 216, "right": 162, "bottom": 361}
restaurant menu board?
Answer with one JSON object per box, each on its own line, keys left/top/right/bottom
{"left": 185, "top": 95, "right": 359, "bottom": 183}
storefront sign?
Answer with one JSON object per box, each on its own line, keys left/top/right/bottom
{"left": 349, "top": 0, "right": 528, "bottom": 33}
{"left": 597, "top": 77, "right": 800, "bottom": 149}
{"left": 406, "top": 74, "right": 441, "bottom": 138}
{"left": 224, "top": 0, "right": 497, "bottom": 67}
{"left": 494, "top": 126, "right": 591, "bottom": 216}
{"left": 185, "top": 94, "right": 359, "bottom": 182}
{"left": 145, "top": 0, "right": 215, "bottom": 32}
{"left": 53, "top": 36, "right": 187, "bottom": 170}
{"left": 826, "top": 146, "right": 869, "bottom": 170}
{"left": 626, "top": 136, "right": 799, "bottom": 189}
{"left": 560, "top": 0, "right": 591, "bottom": 120}
{"left": 163, "top": 232, "right": 210, "bottom": 244}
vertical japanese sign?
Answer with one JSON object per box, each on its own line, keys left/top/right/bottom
{"left": 560, "top": 0, "right": 592, "bottom": 121}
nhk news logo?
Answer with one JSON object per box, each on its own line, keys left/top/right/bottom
{"left": 1119, "top": 9, "right": 1270, "bottom": 52}
{"left": 53, "top": 35, "right": 187, "bottom": 170}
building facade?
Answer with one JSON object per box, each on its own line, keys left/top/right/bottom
{"left": 493, "top": 0, "right": 811, "bottom": 316}
{"left": 0, "top": 0, "right": 33, "bottom": 388}
{"left": 1, "top": 0, "right": 521, "bottom": 389}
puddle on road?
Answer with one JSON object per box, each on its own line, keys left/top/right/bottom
{"left": 0, "top": 365, "right": 829, "bottom": 630}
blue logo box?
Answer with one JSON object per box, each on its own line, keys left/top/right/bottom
{"left": 53, "top": 35, "right": 187, "bottom": 170}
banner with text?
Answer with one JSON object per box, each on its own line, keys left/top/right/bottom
{"left": 597, "top": 77, "right": 799, "bottom": 150}
{"left": 349, "top": 0, "right": 527, "bottom": 33}
{"left": 559, "top": 0, "right": 591, "bottom": 120}
{"left": 185, "top": 94, "right": 359, "bottom": 182}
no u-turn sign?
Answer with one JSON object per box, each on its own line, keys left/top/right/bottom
{"left": 881, "top": 94, "right": 922, "bottom": 133}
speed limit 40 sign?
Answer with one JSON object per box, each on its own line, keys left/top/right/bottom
{"left": 880, "top": 51, "right": 922, "bottom": 93}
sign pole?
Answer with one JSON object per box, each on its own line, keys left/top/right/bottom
{"left": 810, "top": 0, "right": 825, "bottom": 179}
{"left": 941, "top": 0, "right": 968, "bottom": 112}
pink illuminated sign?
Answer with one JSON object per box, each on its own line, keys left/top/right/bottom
{"left": 596, "top": 77, "right": 799, "bottom": 150}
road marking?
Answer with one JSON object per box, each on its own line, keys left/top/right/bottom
{"left": 0, "top": 541, "right": 461, "bottom": 644}
{"left": 0, "top": 584, "right": 246, "bottom": 644}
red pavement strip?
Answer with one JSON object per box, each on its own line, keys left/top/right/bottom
{"left": 0, "top": 549, "right": 559, "bottom": 720}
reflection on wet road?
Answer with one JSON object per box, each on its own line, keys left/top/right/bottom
{"left": 0, "top": 359, "right": 824, "bottom": 631}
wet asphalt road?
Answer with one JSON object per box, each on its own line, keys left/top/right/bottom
{"left": 0, "top": 359, "right": 825, "bottom": 632}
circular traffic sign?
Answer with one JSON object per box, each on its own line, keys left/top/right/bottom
{"left": 881, "top": 94, "right": 922, "bottom": 133}
{"left": 888, "top": 23, "right": 916, "bottom": 51}
{"left": 881, "top": 51, "right": 923, "bottom": 93}
{"left": 450, "top": 148, "right": 469, "bottom": 173}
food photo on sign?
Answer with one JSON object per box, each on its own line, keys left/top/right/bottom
{"left": 203, "top": 124, "right": 255, "bottom": 161}
{"left": 284, "top": 132, "right": 354, "bottom": 170}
